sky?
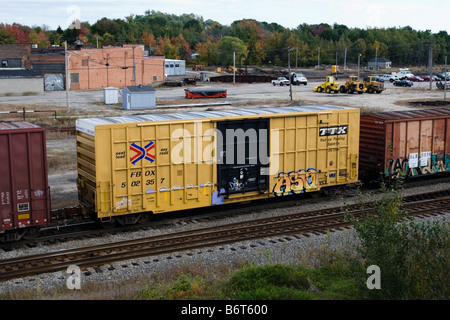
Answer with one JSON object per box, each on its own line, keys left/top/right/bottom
{"left": 0, "top": 0, "right": 448, "bottom": 33}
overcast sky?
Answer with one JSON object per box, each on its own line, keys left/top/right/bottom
{"left": 1, "top": 0, "right": 448, "bottom": 33}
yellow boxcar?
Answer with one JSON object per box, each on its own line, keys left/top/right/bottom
{"left": 76, "top": 106, "right": 360, "bottom": 224}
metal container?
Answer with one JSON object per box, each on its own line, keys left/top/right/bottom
{"left": 0, "top": 122, "right": 50, "bottom": 241}
{"left": 122, "top": 85, "right": 156, "bottom": 110}
{"left": 76, "top": 106, "right": 360, "bottom": 223}
{"left": 360, "top": 108, "right": 450, "bottom": 181}
{"left": 184, "top": 88, "right": 227, "bottom": 99}
{"left": 103, "top": 87, "right": 119, "bottom": 104}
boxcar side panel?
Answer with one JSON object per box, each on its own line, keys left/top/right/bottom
{"left": 271, "top": 109, "right": 359, "bottom": 197}
{"left": 77, "top": 106, "right": 360, "bottom": 219}
{"left": 94, "top": 120, "right": 216, "bottom": 218}
{"left": 363, "top": 110, "right": 450, "bottom": 179}
{"left": 0, "top": 125, "right": 49, "bottom": 234}
{"left": 359, "top": 117, "right": 386, "bottom": 181}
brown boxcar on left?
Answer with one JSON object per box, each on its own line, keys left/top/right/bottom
{"left": 0, "top": 122, "right": 50, "bottom": 242}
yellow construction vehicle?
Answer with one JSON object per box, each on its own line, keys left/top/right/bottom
{"left": 313, "top": 76, "right": 340, "bottom": 93}
{"left": 339, "top": 76, "right": 365, "bottom": 94}
{"left": 363, "top": 75, "right": 385, "bottom": 94}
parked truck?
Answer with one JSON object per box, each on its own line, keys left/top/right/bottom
{"left": 398, "top": 68, "right": 414, "bottom": 80}
{"left": 271, "top": 77, "right": 290, "bottom": 86}
{"left": 290, "top": 73, "right": 308, "bottom": 85}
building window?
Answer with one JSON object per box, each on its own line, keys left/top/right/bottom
{"left": 82, "top": 59, "right": 89, "bottom": 66}
{"left": 71, "top": 73, "right": 79, "bottom": 83}
{"left": 1, "top": 60, "right": 8, "bottom": 67}
{"left": 32, "top": 64, "right": 64, "bottom": 72}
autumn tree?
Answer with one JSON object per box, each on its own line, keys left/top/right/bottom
{"left": 218, "top": 36, "right": 246, "bottom": 66}
{"left": 0, "top": 24, "right": 15, "bottom": 44}
{"left": 28, "top": 29, "right": 50, "bottom": 47}
{"left": 4, "top": 23, "right": 29, "bottom": 44}
{"left": 155, "top": 35, "right": 177, "bottom": 58}
{"left": 172, "top": 33, "right": 192, "bottom": 60}
{"left": 141, "top": 31, "right": 156, "bottom": 54}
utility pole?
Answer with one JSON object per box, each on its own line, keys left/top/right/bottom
{"left": 445, "top": 56, "right": 447, "bottom": 100}
{"left": 233, "top": 51, "right": 236, "bottom": 85}
{"left": 288, "top": 47, "right": 294, "bottom": 101}
{"left": 344, "top": 48, "right": 347, "bottom": 70}
{"left": 296, "top": 47, "right": 298, "bottom": 69}
{"left": 317, "top": 47, "right": 320, "bottom": 68}
{"left": 357, "top": 53, "right": 361, "bottom": 80}
{"left": 429, "top": 40, "right": 433, "bottom": 90}
{"left": 132, "top": 46, "right": 137, "bottom": 86}
{"left": 65, "top": 41, "right": 70, "bottom": 111}
{"left": 375, "top": 47, "right": 378, "bottom": 72}
{"left": 335, "top": 51, "right": 338, "bottom": 78}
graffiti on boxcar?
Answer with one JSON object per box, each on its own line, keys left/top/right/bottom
{"left": 116, "top": 197, "right": 132, "bottom": 210}
{"left": 385, "top": 154, "right": 450, "bottom": 178}
{"left": 229, "top": 177, "right": 244, "bottom": 191}
{"left": 272, "top": 168, "right": 319, "bottom": 196}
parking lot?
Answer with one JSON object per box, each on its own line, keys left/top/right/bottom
{"left": 0, "top": 75, "right": 447, "bottom": 210}
{"left": 0, "top": 78, "right": 447, "bottom": 119}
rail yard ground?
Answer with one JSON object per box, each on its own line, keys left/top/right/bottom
{"left": 44, "top": 71, "right": 450, "bottom": 208}
{"left": 0, "top": 67, "right": 449, "bottom": 302}
{"left": 1, "top": 68, "right": 449, "bottom": 209}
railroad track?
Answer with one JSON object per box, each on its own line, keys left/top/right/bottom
{"left": 1, "top": 191, "right": 449, "bottom": 282}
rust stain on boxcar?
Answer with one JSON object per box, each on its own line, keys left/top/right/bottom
{"left": 359, "top": 108, "right": 450, "bottom": 181}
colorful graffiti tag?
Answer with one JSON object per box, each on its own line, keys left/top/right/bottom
{"left": 385, "top": 153, "right": 450, "bottom": 178}
{"left": 272, "top": 168, "right": 319, "bottom": 196}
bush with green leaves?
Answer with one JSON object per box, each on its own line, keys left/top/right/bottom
{"left": 347, "top": 182, "right": 449, "bottom": 299}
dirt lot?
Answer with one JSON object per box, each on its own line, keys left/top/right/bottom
{"left": 1, "top": 69, "right": 449, "bottom": 209}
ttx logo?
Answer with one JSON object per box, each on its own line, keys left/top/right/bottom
{"left": 130, "top": 141, "right": 155, "bottom": 165}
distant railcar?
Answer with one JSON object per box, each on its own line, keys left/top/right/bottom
{"left": 184, "top": 88, "right": 227, "bottom": 99}
{"left": 76, "top": 106, "right": 360, "bottom": 225}
{"left": 0, "top": 122, "right": 50, "bottom": 241}
{"left": 359, "top": 108, "right": 450, "bottom": 182}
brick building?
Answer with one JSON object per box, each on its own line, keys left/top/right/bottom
{"left": 0, "top": 44, "right": 31, "bottom": 69}
{"left": 29, "top": 47, "right": 66, "bottom": 90}
{"left": 67, "top": 45, "right": 165, "bottom": 90}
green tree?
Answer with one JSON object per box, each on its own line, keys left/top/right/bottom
{"left": 218, "top": 36, "right": 246, "bottom": 66}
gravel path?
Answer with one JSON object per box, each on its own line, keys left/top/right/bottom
{"left": 0, "top": 181, "right": 448, "bottom": 298}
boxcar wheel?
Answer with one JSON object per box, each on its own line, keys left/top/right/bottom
{"left": 138, "top": 213, "right": 153, "bottom": 225}
{"left": 321, "top": 186, "right": 345, "bottom": 196}
{"left": 22, "top": 227, "right": 39, "bottom": 240}
{"left": 99, "top": 218, "right": 117, "bottom": 229}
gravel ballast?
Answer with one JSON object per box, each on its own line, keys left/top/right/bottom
{"left": 0, "top": 181, "right": 449, "bottom": 298}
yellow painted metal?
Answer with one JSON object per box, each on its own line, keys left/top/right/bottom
{"left": 76, "top": 107, "right": 360, "bottom": 219}
{"left": 86, "top": 120, "right": 216, "bottom": 218}
{"left": 269, "top": 108, "right": 359, "bottom": 196}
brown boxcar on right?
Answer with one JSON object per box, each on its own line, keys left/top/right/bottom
{"left": 359, "top": 108, "right": 450, "bottom": 182}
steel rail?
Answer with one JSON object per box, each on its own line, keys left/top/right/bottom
{"left": 0, "top": 194, "right": 449, "bottom": 282}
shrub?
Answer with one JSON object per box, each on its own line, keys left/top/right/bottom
{"left": 224, "top": 264, "right": 313, "bottom": 300}
{"left": 347, "top": 182, "right": 449, "bottom": 299}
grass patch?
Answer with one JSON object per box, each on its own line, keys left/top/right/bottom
{"left": 222, "top": 257, "right": 365, "bottom": 300}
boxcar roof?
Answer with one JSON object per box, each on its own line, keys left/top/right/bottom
{"left": 362, "top": 108, "right": 450, "bottom": 122}
{"left": 76, "top": 105, "right": 354, "bottom": 136}
{"left": 0, "top": 122, "right": 40, "bottom": 131}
